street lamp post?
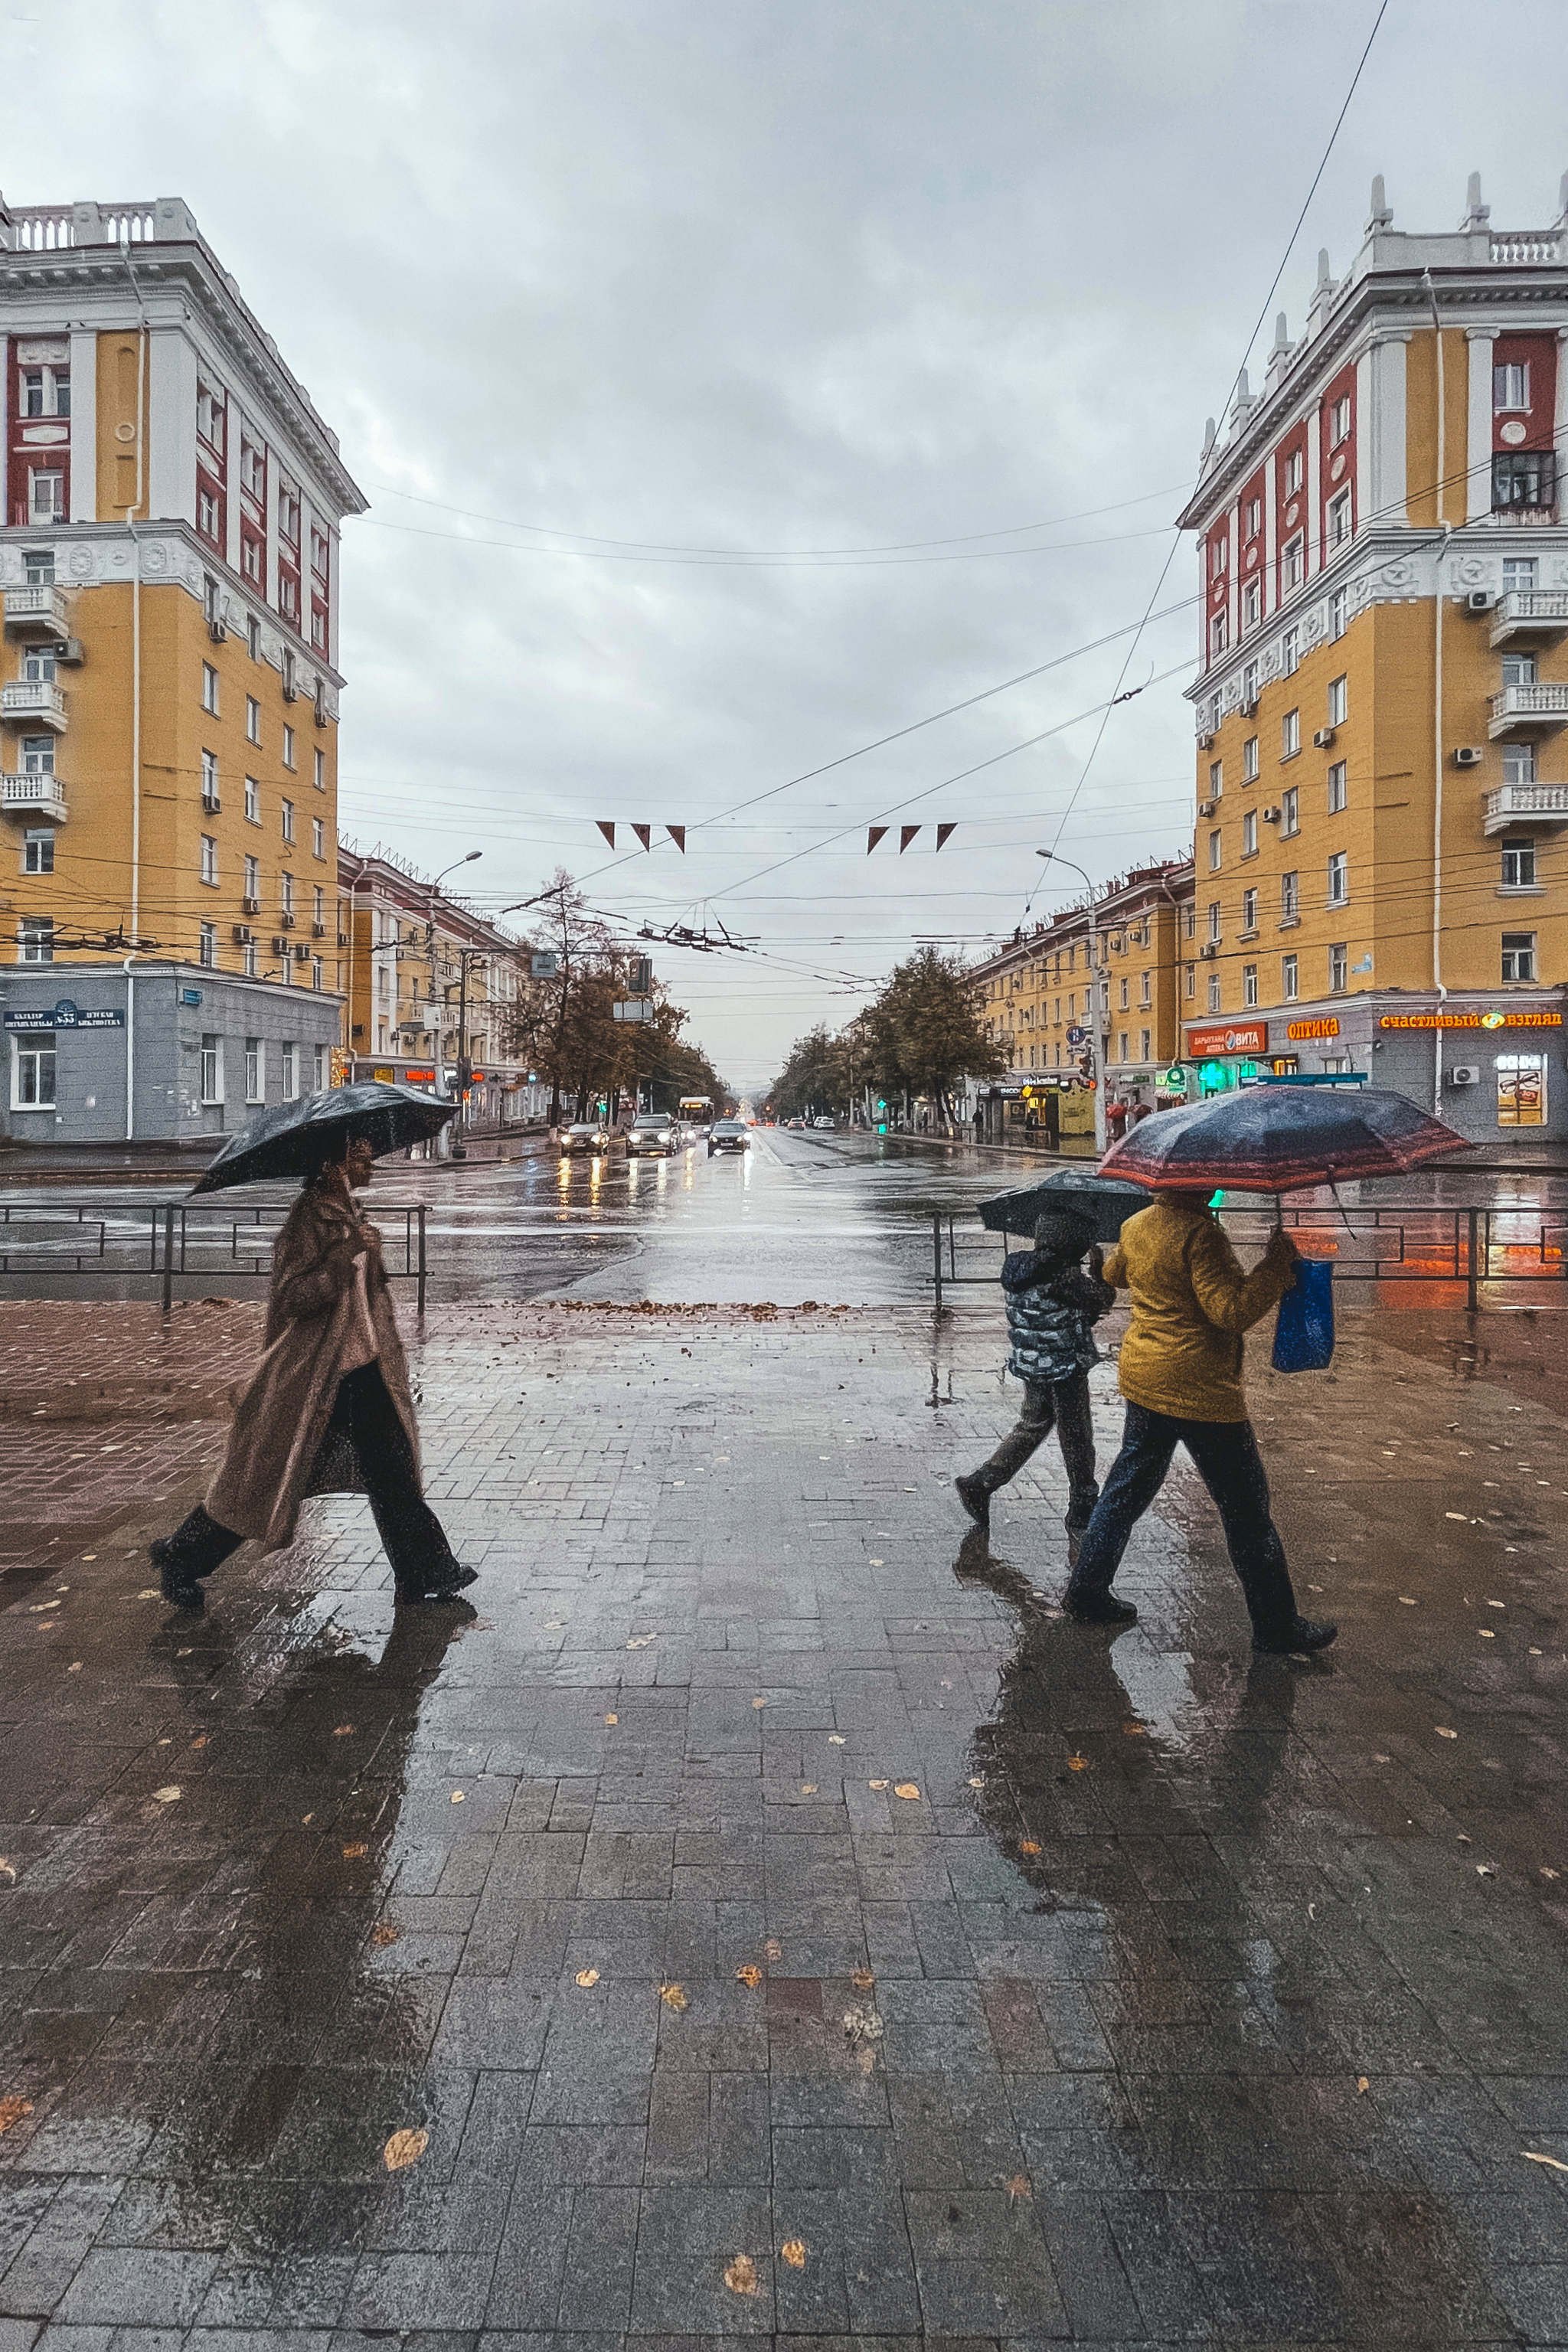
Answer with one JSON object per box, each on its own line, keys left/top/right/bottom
{"left": 1037, "top": 851, "right": 1107, "bottom": 1158}
{"left": 426, "top": 851, "right": 481, "bottom": 1157}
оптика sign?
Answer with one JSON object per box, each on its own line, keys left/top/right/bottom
{"left": 4, "top": 998, "right": 126, "bottom": 1031}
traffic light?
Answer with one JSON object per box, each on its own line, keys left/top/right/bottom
{"left": 629, "top": 956, "right": 652, "bottom": 995}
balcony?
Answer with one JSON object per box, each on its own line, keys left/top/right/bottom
{"left": 1488, "top": 683, "right": 1568, "bottom": 740}
{"left": 2, "top": 773, "right": 67, "bottom": 823}
{"left": 1483, "top": 782, "right": 1568, "bottom": 836}
{"left": 1, "top": 681, "right": 67, "bottom": 732}
{"left": 3, "top": 585, "right": 70, "bottom": 639}
{"left": 1490, "top": 592, "right": 1568, "bottom": 650}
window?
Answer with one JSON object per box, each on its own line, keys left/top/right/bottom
{"left": 1185, "top": 962, "right": 1196, "bottom": 998}
{"left": 18, "top": 917, "right": 53, "bottom": 965}
{"left": 1117, "top": 1032, "right": 1129, "bottom": 1063}
{"left": 22, "top": 828, "right": 54, "bottom": 876}
{"left": 1329, "top": 941, "right": 1348, "bottom": 992}
{"left": 241, "top": 534, "right": 263, "bottom": 585}
{"left": 1207, "top": 900, "right": 1221, "bottom": 942}
{"left": 201, "top": 662, "right": 220, "bottom": 714}
{"left": 1243, "top": 660, "right": 1259, "bottom": 706}
{"left": 1282, "top": 952, "right": 1298, "bottom": 1001}
{"left": 241, "top": 436, "right": 266, "bottom": 497}
{"left": 1328, "top": 760, "right": 1347, "bottom": 812}
{"left": 1241, "top": 887, "right": 1258, "bottom": 933}
{"left": 1183, "top": 906, "right": 1196, "bottom": 939}
{"left": 246, "top": 695, "right": 261, "bottom": 744}
{"left": 1328, "top": 489, "right": 1351, "bottom": 545}
{"left": 312, "top": 884, "right": 325, "bottom": 929}
{"left": 243, "top": 938, "right": 259, "bottom": 978}
{"left": 1502, "top": 652, "right": 1538, "bottom": 689}
{"left": 1502, "top": 839, "right": 1537, "bottom": 890}
{"left": 1281, "top": 625, "right": 1300, "bottom": 677}
{"left": 1243, "top": 963, "right": 1258, "bottom": 1008}
{"left": 1284, "top": 449, "right": 1303, "bottom": 495}
{"left": 1327, "top": 851, "right": 1348, "bottom": 905}
{"left": 1242, "top": 811, "right": 1258, "bottom": 858}
{"left": 1209, "top": 760, "right": 1223, "bottom": 799}
{"left": 203, "top": 575, "right": 222, "bottom": 626}
{"left": 1493, "top": 451, "right": 1555, "bottom": 512}
{"left": 1494, "top": 362, "right": 1531, "bottom": 412}
{"left": 314, "top": 746, "right": 325, "bottom": 791}
{"left": 313, "top": 1044, "right": 326, "bottom": 1093}
{"left": 1329, "top": 394, "right": 1352, "bottom": 447}
{"left": 1503, "top": 557, "right": 1538, "bottom": 596}
{"left": 245, "top": 775, "right": 260, "bottom": 824}
{"left": 1208, "top": 829, "right": 1222, "bottom": 871}
{"left": 201, "top": 1034, "right": 224, "bottom": 1103}
{"left": 1281, "top": 871, "right": 1299, "bottom": 921}
{"left": 11, "top": 1031, "right": 56, "bottom": 1109}
{"left": 1282, "top": 785, "right": 1299, "bottom": 837}
{"left": 281, "top": 871, "right": 295, "bottom": 918}
{"left": 200, "top": 921, "right": 217, "bottom": 969}
{"left": 197, "top": 381, "right": 226, "bottom": 452}
{"left": 1209, "top": 612, "right": 1230, "bottom": 660}
{"left": 310, "top": 603, "right": 327, "bottom": 652}
{"left": 1139, "top": 972, "right": 1151, "bottom": 1008}
{"left": 198, "top": 486, "right": 220, "bottom": 542}
{"left": 1140, "top": 1027, "right": 1152, "bottom": 1061}
{"left": 1328, "top": 675, "right": 1348, "bottom": 726}
{"left": 1243, "top": 580, "right": 1261, "bottom": 630}
{"left": 1330, "top": 586, "right": 1348, "bottom": 640}
{"left": 1244, "top": 496, "right": 1261, "bottom": 541}
{"left": 281, "top": 798, "right": 295, "bottom": 844}
{"left": 1119, "top": 975, "right": 1129, "bottom": 1011}
{"left": 1503, "top": 741, "right": 1537, "bottom": 786}
{"left": 312, "top": 817, "right": 325, "bottom": 859}
{"left": 28, "top": 469, "right": 64, "bottom": 524}
{"left": 277, "top": 571, "right": 299, "bottom": 623}
{"left": 244, "top": 1037, "right": 263, "bottom": 1102}
{"left": 201, "top": 748, "right": 220, "bottom": 809}
{"left": 200, "top": 835, "right": 219, "bottom": 887}
{"left": 1207, "top": 972, "right": 1222, "bottom": 1013}
{"left": 20, "top": 735, "right": 54, "bottom": 778}
{"left": 283, "top": 724, "right": 296, "bottom": 769}
{"left": 22, "top": 364, "right": 68, "bottom": 419}
{"left": 1283, "top": 537, "right": 1305, "bottom": 591}
{"left": 21, "top": 642, "right": 54, "bottom": 686}
{"left": 243, "top": 852, "right": 260, "bottom": 900}
{"left": 1210, "top": 536, "right": 1228, "bottom": 580}
{"left": 247, "top": 614, "right": 262, "bottom": 661}
{"left": 1282, "top": 708, "right": 1300, "bottom": 758}
{"left": 1501, "top": 931, "right": 1537, "bottom": 982}
{"left": 1243, "top": 736, "right": 1259, "bottom": 782}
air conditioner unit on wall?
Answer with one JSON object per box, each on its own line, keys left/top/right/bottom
{"left": 293, "top": 943, "right": 309, "bottom": 963}
{"left": 1262, "top": 805, "right": 1282, "bottom": 823}
{"left": 279, "top": 913, "right": 296, "bottom": 929}
{"left": 272, "top": 936, "right": 289, "bottom": 955}
{"left": 1465, "top": 590, "right": 1494, "bottom": 615}
{"left": 1450, "top": 1066, "right": 1481, "bottom": 1086}
{"left": 232, "top": 925, "right": 252, "bottom": 945}
{"left": 1313, "top": 727, "right": 1336, "bottom": 750}
{"left": 1196, "top": 731, "right": 1214, "bottom": 750}
{"left": 1454, "top": 746, "right": 1484, "bottom": 768}
{"left": 1197, "top": 798, "right": 1217, "bottom": 818}
{"left": 207, "top": 619, "right": 227, "bottom": 644}
{"left": 1200, "top": 941, "right": 1219, "bottom": 959}
{"left": 1239, "top": 696, "right": 1259, "bottom": 717}
{"left": 242, "top": 895, "right": 260, "bottom": 915}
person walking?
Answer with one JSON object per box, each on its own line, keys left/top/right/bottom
{"left": 151, "top": 1128, "right": 475, "bottom": 1609}
{"left": 955, "top": 1207, "right": 1115, "bottom": 1558}
{"left": 1062, "top": 1188, "right": 1334, "bottom": 1653}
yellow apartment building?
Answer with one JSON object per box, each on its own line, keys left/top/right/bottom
{"left": 0, "top": 194, "right": 366, "bottom": 1146}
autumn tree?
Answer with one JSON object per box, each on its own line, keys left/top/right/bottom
{"left": 861, "top": 947, "right": 1004, "bottom": 1124}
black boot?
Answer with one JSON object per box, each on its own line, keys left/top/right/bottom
{"left": 955, "top": 1473, "right": 991, "bottom": 1530}
{"left": 395, "top": 1563, "right": 479, "bottom": 1605}
{"left": 1253, "top": 1615, "right": 1337, "bottom": 1655}
{"left": 1063, "top": 1587, "right": 1138, "bottom": 1625}
{"left": 150, "top": 1537, "right": 204, "bottom": 1610}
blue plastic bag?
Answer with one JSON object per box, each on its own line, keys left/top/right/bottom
{"left": 1272, "top": 1256, "right": 1334, "bottom": 1373}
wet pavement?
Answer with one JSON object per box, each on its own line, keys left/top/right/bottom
{"left": 2, "top": 1290, "right": 1568, "bottom": 2347}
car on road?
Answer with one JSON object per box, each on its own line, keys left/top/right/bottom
{"left": 707, "top": 1118, "right": 750, "bottom": 1156}
{"left": 785, "top": 1116, "right": 805, "bottom": 1129}
{"left": 560, "top": 1121, "right": 611, "bottom": 1156}
{"left": 812, "top": 1115, "right": 837, "bottom": 1130}
{"left": 626, "top": 1112, "right": 678, "bottom": 1157}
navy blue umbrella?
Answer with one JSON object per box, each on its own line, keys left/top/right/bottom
{"left": 979, "top": 1167, "right": 1153, "bottom": 1245}
{"left": 189, "top": 1080, "right": 456, "bottom": 1196}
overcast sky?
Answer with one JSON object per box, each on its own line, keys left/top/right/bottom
{"left": 18, "top": 2, "right": 1568, "bottom": 1084}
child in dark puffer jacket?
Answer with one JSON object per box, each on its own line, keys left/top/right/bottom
{"left": 955, "top": 1207, "right": 1116, "bottom": 1559}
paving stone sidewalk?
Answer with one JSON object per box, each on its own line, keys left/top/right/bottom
{"left": 1, "top": 1298, "right": 1566, "bottom": 2350}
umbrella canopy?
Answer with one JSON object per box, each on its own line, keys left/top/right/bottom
{"left": 1098, "top": 1083, "right": 1468, "bottom": 1194}
{"left": 979, "top": 1168, "right": 1153, "bottom": 1245}
{"left": 189, "top": 1081, "right": 457, "bottom": 1197}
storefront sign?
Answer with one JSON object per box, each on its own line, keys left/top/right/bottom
{"left": 1287, "top": 1018, "right": 1340, "bottom": 1041}
{"left": 403, "top": 1068, "right": 436, "bottom": 1083}
{"left": 372, "top": 1065, "right": 396, "bottom": 1083}
{"left": 1377, "top": 1010, "right": 1563, "bottom": 1031}
{"left": 1184, "top": 1022, "right": 1266, "bottom": 1056}
{"left": 5, "top": 1001, "right": 125, "bottom": 1031}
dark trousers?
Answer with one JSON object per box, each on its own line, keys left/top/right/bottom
{"left": 971, "top": 1370, "right": 1099, "bottom": 1533}
{"left": 159, "top": 1364, "right": 459, "bottom": 1590}
{"left": 1066, "top": 1402, "right": 1298, "bottom": 1641}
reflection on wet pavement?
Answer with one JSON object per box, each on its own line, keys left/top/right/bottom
{"left": 1, "top": 1296, "right": 1567, "bottom": 2344}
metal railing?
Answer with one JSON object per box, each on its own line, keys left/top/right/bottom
{"left": 929, "top": 1202, "right": 1568, "bottom": 1314}
{"left": 0, "top": 1201, "right": 430, "bottom": 1313}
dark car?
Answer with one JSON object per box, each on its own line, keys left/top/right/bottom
{"left": 626, "top": 1112, "right": 677, "bottom": 1158}
{"left": 707, "top": 1118, "right": 750, "bottom": 1157}
{"left": 560, "top": 1120, "right": 611, "bottom": 1156}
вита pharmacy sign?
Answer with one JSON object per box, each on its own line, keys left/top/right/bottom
{"left": 4, "top": 999, "right": 126, "bottom": 1031}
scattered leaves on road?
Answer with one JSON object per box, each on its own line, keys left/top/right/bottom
{"left": 1004, "top": 2174, "right": 1032, "bottom": 2204}
{"left": 152, "top": 1785, "right": 181, "bottom": 1804}
{"left": 1445, "top": 1512, "right": 1467, "bottom": 1522}
{"left": 1524, "top": 2150, "right": 1568, "bottom": 2174}
{"left": 0, "top": 1859, "right": 15, "bottom": 1883}
{"left": 333, "top": 1723, "right": 355, "bottom": 1737}
{"left": 604, "top": 1713, "right": 619, "bottom": 1725}
{"left": 342, "top": 1843, "right": 368, "bottom": 1859}
{"left": 1435, "top": 1727, "right": 1459, "bottom": 1740}
{"left": 383, "top": 2127, "right": 428, "bottom": 2172}
{"left": 1357, "top": 2077, "right": 1370, "bottom": 2094}
{"left": 627, "top": 1635, "right": 655, "bottom": 1649}
{"left": 851, "top": 1965, "right": 875, "bottom": 1989}
{"left": 450, "top": 1791, "right": 466, "bottom": 1804}
{"left": 869, "top": 1779, "right": 889, "bottom": 1791}
{"left": 658, "top": 1982, "right": 688, "bottom": 2011}
{"left": 1067, "top": 1755, "right": 1090, "bottom": 1772}
{"left": 1019, "top": 1841, "right": 1041, "bottom": 1857}
{"left": 752, "top": 1697, "right": 767, "bottom": 1709}
{"left": 724, "top": 2253, "right": 758, "bottom": 2296}
{"left": 0, "top": 2096, "right": 34, "bottom": 2136}
{"left": 574, "top": 1968, "right": 599, "bottom": 1988}
{"left": 894, "top": 1783, "right": 920, "bottom": 1801}
{"left": 191, "top": 1735, "right": 207, "bottom": 1750}
{"left": 763, "top": 1938, "right": 783, "bottom": 1963}
{"left": 968, "top": 1775, "right": 984, "bottom": 1788}
{"left": 780, "top": 2237, "right": 807, "bottom": 2269}
{"left": 801, "top": 1783, "right": 818, "bottom": 1795}
{"left": 735, "top": 1964, "right": 762, "bottom": 1989}
{"left": 371, "top": 1922, "right": 400, "bottom": 1948}
{"left": 828, "top": 1734, "right": 846, "bottom": 1745}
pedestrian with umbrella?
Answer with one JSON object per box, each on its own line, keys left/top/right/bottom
{"left": 1061, "top": 1084, "right": 1467, "bottom": 1650}
{"left": 150, "top": 1083, "right": 476, "bottom": 1610}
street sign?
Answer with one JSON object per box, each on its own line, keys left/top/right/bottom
{"left": 5, "top": 1001, "right": 125, "bottom": 1030}
{"left": 612, "top": 999, "right": 655, "bottom": 1023}
{"left": 1065, "top": 1025, "right": 1086, "bottom": 1046}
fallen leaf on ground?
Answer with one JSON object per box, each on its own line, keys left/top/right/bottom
{"left": 894, "top": 1784, "right": 921, "bottom": 1801}
{"left": 1477, "top": 1864, "right": 1496, "bottom": 1877}
{"left": 764, "top": 1938, "right": 783, "bottom": 1963}
{"left": 191, "top": 1735, "right": 207, "bottom": 1750}
{"left": 1523, "top": 2150, "right": 1568, "bottom": 2174}
{"left": 1004, "top": 2174, "right": 1032, "bottom": 2204}
{"left": 869, "top": 1779, "right": 889, "bottom": 1791}
{"left": 801, "top": 1783, "right": 818, "bottom": 1795}
{"left": 1357, "top": 2077, "right": 1370, "bottom": 2094}
{"left": 1435, "top": 1727, "right": 1459, "bottom": 1740}
{"left": 843, "top": 2004, "right": 884, "bottom": 2043}
{"left": 383, "top": 2127, "right": 428, "bottom": 2172}
{"left": 828, "top": 1734, "right": 846, "bottom": 1745}
{"left": 450, "top": 1791, "right": 466, "bottom": 1805}
{"left": 136, "top": 1588, "right": 160, "bottom": 1599}
{"left": 1067, "top": 1755, "right": 1089, "bottom": 1772}
{"left": 342, "top": 1843, "right": 368, "bottom": 1859}
{"left": 780, "top": 2237, "right": 807, "bottom": 2269}
{"left": 67, "top": 1662, "right": 82, "bottom": 1673}
{"left": 626, "top": 1635, "right": 655, "bottom": 1649}
{"left": 869, "top": 1557, "right": 884, "bottom": 1566}
{"left": 968, "top": 1775, "right": 984, "bottom": 1788}
{"left": 1019, "top": 1841, "right": 1041, "bottom": 1857}
{"left": 1399, "top": 1596, "right": 1416, "bottom": 1605}
{"left": 371, "top": 1922, "right": 400, "bottom": 1948}
{"left": 735, "top": 1964, "right": 762, "bottom": 1988}
{"left": 851, "top": 1965, "right": 875, "bottom": 1989}
{"left": 1445, "top": 1512, "right": 1467, "bottom": 1521}
{"left": 658, "top": 1982, "right": 688, "bottom": 2011}
{"left": 574, "top": 1968, "right": 599, "bottom": 1988}
{"left": 1122, "top": 1720, "right": 1146, "bottom": 1736}
{"left": 604, "top": 1713, "right": 618, "bottom": 1725}
{"left": 1543, "top": 1868, "right": 1560, "bottom": 1881}
{"left": 333, "top": 1723, "right": 355, "bottom": 1737}
{"left": 752, "top": 1697, "right": 767, "bottom": 1709}
{"left": 0, "top": 1860, "right": 15, "bottom": 1883}
{"left": 724, "top": 2253, "right": 758, "bottom": 2296}
{"left": 0, "top": 2096, "right": 34, "bottom": 2136}
{"left": 152, "top": 1785, "right": 181, "bottom": 1803}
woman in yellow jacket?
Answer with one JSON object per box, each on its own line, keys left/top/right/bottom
{"left": 1063, "top": 1190, "right": 1336, "bottom": 1654}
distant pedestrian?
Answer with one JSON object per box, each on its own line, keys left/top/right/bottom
{"left": 1063, "top": 1190, "right": 1335, "bottom": 1653}
{"left": 1106, "top": 1099, "right": 1129, "bottom": 1142}
{"left": 152, "top": 1129, "right": 475, "bottom": 1610}
{"left": 956, "top": 1207, "right": 1115, "bottom": 1560}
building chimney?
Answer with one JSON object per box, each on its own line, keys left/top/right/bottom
{"left": 1461, "top": 170, "right": 1489, "bottom": 231}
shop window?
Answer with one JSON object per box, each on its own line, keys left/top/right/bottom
{"left": 244, "top": 1037, "right": 263, "bottom": 1102}
{"left": 200, "top": 1034, "right": 224, "bottom": 1104}
{"left": 1498, "top": 1053, "right": 1545, "bottom": 1127}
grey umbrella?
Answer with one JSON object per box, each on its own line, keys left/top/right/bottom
{"left": 188, "top": 1081, "right": 457, "bottom": 1196}
{"left": 978, "top": 1167, "right": 1152, "bottom": 1246}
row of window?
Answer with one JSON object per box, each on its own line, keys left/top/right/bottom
{"left": 200, "top": 762, "right": 327, "bottom": 854}
{"left": 1192, "top": 930, "right": 1538, "bottom": 1019}
{"left": 196, "top": 843, "right": 333, "bottom": 918}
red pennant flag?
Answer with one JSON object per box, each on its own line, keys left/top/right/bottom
{"left": 666, "top": 825, "right": 686, "bottom": 852}
{"left": 936, "top": 822, "right": 956, "bottom": 852}
{"left": 596, "top": 821, "right": 616, "bottom": 848}
{"left": 867, "top": 826, "right": 888, "bottom": 854}
{"left": 900, "top": 825, "right": 921, "bottom": 853}
{"left": 632, "top": 823, "right": 652, "bottom": 851}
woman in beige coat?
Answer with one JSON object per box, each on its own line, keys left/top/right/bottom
{"left": 151, "top": 1129, "right": 473, "bottom": 1609}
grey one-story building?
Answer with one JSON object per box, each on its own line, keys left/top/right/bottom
{"left": 0, "top": 961, "right": 342, "bottom": 1148}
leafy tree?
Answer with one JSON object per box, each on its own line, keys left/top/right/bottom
{"left": 864, "top": 946, "right": 1005, "bottom": 1122}
{"left": 768, "top": 1024, "right": 853, "bottom": 1118}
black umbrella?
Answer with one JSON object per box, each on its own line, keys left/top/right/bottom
{"left": 978, "top": 1167, "right": 1153, "bottom": 1245}
{"left": 189, "top": 1081, "right": 457, "bottom": 1197}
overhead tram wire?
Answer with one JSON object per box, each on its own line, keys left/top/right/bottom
{"left": 361, "top": 515, "right": 1176, "bottom": 570}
